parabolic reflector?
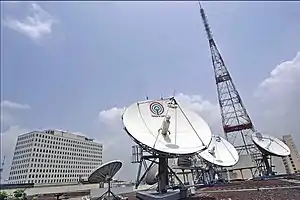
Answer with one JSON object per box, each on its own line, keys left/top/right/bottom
{"left": 88, "top": 160, "right": 122, "bottom": 184}
{"left": 252, "top": 132, "right": 290, "bottom": 157}
{"left": 122, "top": 97, "right": 212, "bottom": 156}
{"left": 145, "top": 164, "right": 158, "bottom": 185}
{"left": 198, "top": 135, "right": 239, "bottom": 166}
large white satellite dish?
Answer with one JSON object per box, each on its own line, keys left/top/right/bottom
{"left": 122, "top": 97, "right": 212, "bottom": 156}
{"left": 252, "top": 132, "right": 290, "bottom": 157}
{"left": 198, "top": 135, "right": 239, "bottom": 167}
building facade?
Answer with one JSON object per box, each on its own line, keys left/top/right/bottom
{"left": 282, "top": 134, "right": 300, "bottom": 174}
{"left": 8, "top": 129, "right": 103, "bottom": 185}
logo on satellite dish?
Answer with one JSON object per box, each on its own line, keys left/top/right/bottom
{"left": 149, "top": 102, "right": 165, "bottom": 117}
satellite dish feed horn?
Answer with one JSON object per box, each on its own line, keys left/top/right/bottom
{"left": 158, "top": 115, "right": 171, "bottom": 136}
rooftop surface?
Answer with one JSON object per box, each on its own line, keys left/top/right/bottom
{"left": 120, "top": 179, "right": 300, "bottom": 200}
{"left": 8, "top": 177, "right": 299, "bottom": 200}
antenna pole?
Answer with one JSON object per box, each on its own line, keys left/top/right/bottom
{"left": 145, "top": 92, "right": 149, "bottom": 100}
{"left": 158, "top": 157, "right": 169, "bottom": 193}
{"left": 198, "top": 2, "right": 265, "bottom": 176}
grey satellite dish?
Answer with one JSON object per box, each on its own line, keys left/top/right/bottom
{"left": 252, "top": 132, "right": 290, "bottom": 157}
{"left": 145, "top": 164, "right": 158, "bottom": 185}
{"left": 88, "top": 160, "right": 123, "bottom": 199}
{"left": 252, "top": 132, "right": 291, "bottom": 176}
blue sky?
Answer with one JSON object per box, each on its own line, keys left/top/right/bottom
{"left": 1, "top": 1, "right": 300, "bottom": 181}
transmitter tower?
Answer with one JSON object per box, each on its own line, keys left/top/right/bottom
{"left": 198, "top": 2, "right": 265, "bottom": 175}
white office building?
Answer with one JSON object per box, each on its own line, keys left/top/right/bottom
{"left": 8, "top": 129, "right": 103, "bottom": 185}
{"left": 282, "top": 134, "right": 300, "bottom": 174}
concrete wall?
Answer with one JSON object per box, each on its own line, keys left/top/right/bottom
{"left": 227, "top": 155, "right": 256, "bottom": 180}
{"left": 26, "top": 184, "right": 99, "bottom": 196}
{"left": 272, "top": 156, "right": 286, "bottom": 174}
{"left": 90, "top": 187, "right": 134, "bottom": 198}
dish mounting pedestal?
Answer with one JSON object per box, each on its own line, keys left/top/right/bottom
{"left": 95, "top": 177, "right": 125, "bottom": 200}
{"left": 135, "top": 155, "right": 188, "bottom": 200}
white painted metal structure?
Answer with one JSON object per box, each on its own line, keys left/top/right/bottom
{"left": 122, "top": 97, "right": 212, "bottom": 156}
{"left": 198, "top": 135, "right": 239, "bottom": 166}
{"left": 252, "top": 132, "right": 291, "bottom": 157}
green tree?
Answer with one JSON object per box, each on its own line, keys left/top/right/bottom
{"left": 0, "top": 191, "right": 8, "bottom": 200}
{"left": 12, "top": 190, "right": 27, "bottom": 200}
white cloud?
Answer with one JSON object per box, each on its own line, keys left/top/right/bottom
{"left": 0, "top": 100, "right": 32, "bottom": 183}
{"left": 175, "top": 93, "right": 221, "bottom": 134}
{"left": 255, "top": 52, "right": 300, "bottom": 145}
{"left": 1, "top": 101, "right": 31, "bottom": 131}
{"left": 1, "top": 100, "right": 31, "bottom": 110}
{"left": 99, "top": 107, "right": 125, "bottom": 129}
{"left": 98, "top": 106, "right": 137, "bottom": 181}
{"left": 3, "top": 3, "right": 57, "bottom": 41}
{"left": 256, "top": 52, "right": 300, "bottom": 98}
{"left": 1, "top": 111, "right": 15, "bottom": 129}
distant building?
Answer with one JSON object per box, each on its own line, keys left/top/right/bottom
{"left": 282, "top": 134, "right": 300, "bottom": 174}
{"left": 272, "top": 156, "right": 286, "bottom": 175}
{"left": 227, "top": 154, "right": 256, "bottom": 180}
{"left": 8, "top": 129, "right": 103, "bottom": 185}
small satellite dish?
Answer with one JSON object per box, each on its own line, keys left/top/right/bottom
{"left": 252, "top": 132, "right": 290, "bottom": 157}
{"left": 145, "top": 164, "right": 158, "bottom": 185}
{"left": 122, "top": 97, "right": 212, "bottom": 156}
{"left": 88, "top": 160, "right": 123, "bottom": 200}
{"left": 198, "top": 135, "right": 239, "bottom": 167}
{"left": 88, "top": 160, "right": 122, "bottom": 184}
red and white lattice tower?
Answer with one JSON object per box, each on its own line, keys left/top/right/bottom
{"left": 197, "top": 1, "right": 264, "bottom": 166}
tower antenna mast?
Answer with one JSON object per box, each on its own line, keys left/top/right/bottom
{"left": 197, "top": 1, "right": 266, "bottom": 174}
